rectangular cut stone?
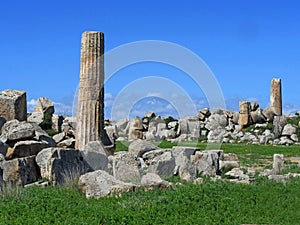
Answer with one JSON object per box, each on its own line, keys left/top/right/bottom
{"left": 239, "top": 101, "right": 250, "bottom": 126}
{"left": 270, "top": 78, "right": 282, "bottom": 116}
{"left": 0, "top": 90, "right": 27, "bottom": 122}
{"left": 76, "top": 32, "right": 105, "bottom": 150}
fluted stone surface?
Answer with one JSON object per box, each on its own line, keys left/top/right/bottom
{"left": 76, "top": 32, "right": 104, "bottom": 150}
{"left": 270, "top": 78, "right": 282, "bottom": 116}
{"left": 239, "top": 101, "right": 250, "bottom": 127}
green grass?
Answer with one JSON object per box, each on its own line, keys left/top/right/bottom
{"left": 1, "top": 141, "right": 300, "bottom": 224}
{"left": 1, "top": 179, "right": 300, "bottom": 224}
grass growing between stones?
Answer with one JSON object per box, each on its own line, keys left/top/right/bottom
{"left": 1, "top": 178, "right": 300, "bottom": 224}
{"left": 153, "top": 141, "right": 300, "bottom": 171}
{"left": 116, "top": 140, "right": 300, "bottom": 171}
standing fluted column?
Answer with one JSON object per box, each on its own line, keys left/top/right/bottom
{"left": 270, "top": 78, "right": 282, "bottom": 116}
{"left": 76, "top": 31, "right": 104, "bottom": 150}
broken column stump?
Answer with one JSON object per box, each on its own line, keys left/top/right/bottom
{"left": 239, "top": 101, "right": 251, "bottom": 128}
{"left": 270, "top": 78, "right": 282, "bottom": 116}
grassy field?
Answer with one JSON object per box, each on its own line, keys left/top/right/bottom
{"left": 1, "top": 142, "right": 300, "bottom": 224}
{"left": 1, "top": 178, "right": 300, "bottom": 224}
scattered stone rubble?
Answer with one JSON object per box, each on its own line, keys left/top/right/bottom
{"left": 109, "top": 107, "right": 299, "bottom": 147}
{"left": 0, "top": 88, "right": 299, "bottom": 197}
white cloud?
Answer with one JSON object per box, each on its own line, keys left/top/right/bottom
{"left": 27, "top": 99, "right": 37, "bottom": 112}
{"left": 53, "top": 102, "right": 73, "bottom": 116}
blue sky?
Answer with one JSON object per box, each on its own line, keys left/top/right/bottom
{"left": 1, "top": 0, "right": 300, "bottom": 119}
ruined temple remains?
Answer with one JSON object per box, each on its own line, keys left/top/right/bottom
{"left": 76, "top": 31, "right": 105, "bottom": 150}
{"left": 270, "top": 78, "right": 282, "bottom": 116}
{"left": 239, "top": 101, "right": 250, "bottom": 127}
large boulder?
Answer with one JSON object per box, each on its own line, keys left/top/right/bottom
{"left": 78, "top": 170, "right": 138, "bottom": 198}
{"left": 31, "top": 122, "right": 56, "bottom": 147}
{"left": 178, "top": 116, "right": 200, "bottom": 138}
{"left": 250, "top": 109, "right": 266, "bottom": 124}
{"left": 27, "top": 112, "right": 44, "bottom": 125}
{"left": 191, "top": 150, "right": 223, "bottom": 177}
{"left": 128, "top": 140, "right": 159, "bottom": 158}
{"left": 172, "top": 146, "right": 198, "bottom": 181}
{"left": 263, "top": 107, "right": 277, "bottom": 122}
{"left": 207, "top": 128, "right": 226, "bottom": 143}
{"left": 34, "top": 97, "right": 54, "bottom": 115}
{"left": 141, "top": 173, "right": 171, "bottom": 189}
{"left": 273, "top": 116, "right": 287, "bottom": 138}
{"left": 36, "top": 148, "right": 91, "bottom": 185}
{"left": 205, "top": 113, "right": 227, "bottom": 130}
{"left": 147, "top": 150, "right": 176, "bottom": 179}
{"left": 53, "top": 132, "right": 66, "bottom": 144}
{"left": 81, "top": 141, "right": 109, "bottom": 172}
{"left": 109, "top": 152, "right": 141, "bottom": 184}
{"left": 198, "top": 108, "right": 211, "bottom": 121}
{"left": 2, "top": 156, "right": 40, "bottom": 186}
{"left": 128, "top": 117, "right": 143, "bottom": 141}
{"left": 282, "top": 124, "right": 296, "bottom": 136}
{"left": 6, "top": 140, "right": 50, "bottom": 159}
{"left": 0, "top": 90, "right": 27, "bottom": 122}
{"left": 0, "top": 120, "right": 35, "bottom": 142}
{"left": 83, "top": 141, "right": 108, "bottom": 155}
{"left": 57, "top": 138, "right": 76, "bottom": 148}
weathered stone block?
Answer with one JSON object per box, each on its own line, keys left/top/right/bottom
{"left": 79, "top": 170, "right": 138, "bottom": 198}
{"left": 128, "top": 117, "right": 143, "bottom": 141}
{"left": 191, "top": 150, "right": 224, "bottom": 177}
{"left": 1, "top": 120, "right": 35, "bottom": 142}
{"left": 34, "top": 97, "right": 54, "bottom": 115}
{"left": 110, "top": 152, "right": 141, "bottom": 184}
{"left": 128, "top": 139, "right": 159, "bottom": 158}
{"left": 2, "top": 156, "right": 40, "bottom": 186}
{"left": 0, "top": 90, "right": 27, "bottom": 122}
{"left": 273, "top": 154, "right": 284, "bottom": 175}
{"left": 239, "top": 101, "right": 250, "bottom": 127}
{"left": 6, "top": 140, "right": 50, "bottom": 159}
{"left": 147, "top": 151, "right": 176, "bottom": 179}
{"left": 36, "top": 148, "right": 91, "bottom": 185}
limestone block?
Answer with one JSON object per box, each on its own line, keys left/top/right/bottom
{"left": 191, "top": 150, "right": 223, "bottom": 177}
{"left": 2, "top": 156, "right": 40, "bottom": 186}
{"left": 79, "top": 170, "right": 138, "bottom": 198}
{"left": 34, "top": 97, "right": 54, "bottom": 115}
{"left": 273, "top": 154, "right": 284, "bottom": 175}
{"left": 6, "top": 140, "right": 50, "bottom": 159}
{"left": 1, "top": 120, "right": 35, "bottom": 142}
{"left": 0, "top": 90, "right": 27, "bottom": 122}
{"left": 239, "top": 101, "right": 250, "bottom": 127}
{"left": 36, "top": 148, "right": 91, "bottom": 185}
{"left": 128, "top": 139, "right": 158, "bottom": 158}
{"left": 110, "top": 152, "right": 141, "bottom": 184}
